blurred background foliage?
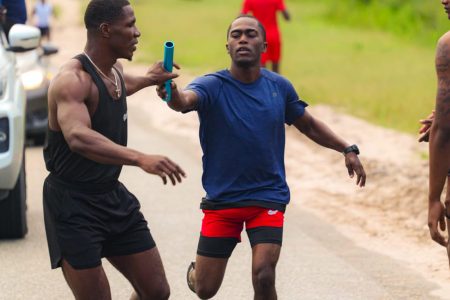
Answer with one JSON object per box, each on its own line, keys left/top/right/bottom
{"left": 91, "top": 0, "right": 448, "bottom": 134}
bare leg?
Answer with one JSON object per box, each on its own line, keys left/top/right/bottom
{"left": 251, "top": 244, "right": 281, "bottom": 300}
{"left": 191, "top": 255, "right": 228, "bottom": 299}
{"left": 61, "top": 260, "right": 112, "bottom": 300}
{"left": 107, "top": 247, "right": 170, "bottom": 300}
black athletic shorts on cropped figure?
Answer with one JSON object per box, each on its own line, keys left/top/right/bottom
{"left": 43, "top": 174, "right": 155, "bottom": 270}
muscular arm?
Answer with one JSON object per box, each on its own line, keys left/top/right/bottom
{"left": 52, "top": 70, "right": 143, "bottom": 166}
{"left": 430, "top": 33, "right": 450, "bottom": 205}
{"left": 49, "top": 67, "right": 185, "bottom": 184}
{"left": 293, "top": 110, "right": 366, "bottom": 186}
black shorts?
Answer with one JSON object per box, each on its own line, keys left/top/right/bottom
{"left": 43, "top": 175, "right": 155, "bottom": 270}
{"left": 38, "top": 26, "right": 49, "bottom": 37}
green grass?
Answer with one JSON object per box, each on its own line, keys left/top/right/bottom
{"left": 127, "top": 0, "right": 440, "bottom": 133}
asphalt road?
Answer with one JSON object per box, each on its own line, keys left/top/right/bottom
{"left": 0, "top": 99, "right": 443, "bottom": 300}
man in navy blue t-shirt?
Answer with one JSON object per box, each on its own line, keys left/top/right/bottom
{"left": 158, "top": 15, "right": 366, "bottom": 300}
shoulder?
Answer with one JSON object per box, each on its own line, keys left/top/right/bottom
{"left": 436, "top": 31, "right": 450, "bottom": 55}
{"left": 49, "top": 59, "right": 92, "bottom": 100}
{"left": 261, "top": 68, "right": 292, "bottom": 87}
{"left": 190, "top": 70, "right": 226, "bottom": 87}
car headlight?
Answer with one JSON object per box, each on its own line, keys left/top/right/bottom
{"left": 20, "top": 68, "right": 44, "bottom": 91}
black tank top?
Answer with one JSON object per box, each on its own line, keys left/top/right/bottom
{"left": 43, "top": 54, "right": 127, "bottom": 185}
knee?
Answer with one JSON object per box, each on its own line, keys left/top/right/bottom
{"left": 136, "top": 284, "right": 170, "bottom": 300}
{"left": 252, "top": 266, "right": 275, "bottom": 291}
{"left": 195, "top": 283, "right": 219, "bottom": 300}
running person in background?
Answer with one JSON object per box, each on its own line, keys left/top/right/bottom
{"left": 32, "top": 0, "right": 53, "bottom": 42}
{"left": 427, "top": 0, "right": 450, "bottom": 267}
{"left": 43, "top": 0, "right": 185, "bottom": 299}
{"left": 157, "top": 15, "right": 366, "bottom": 300}
{"left": 241, "top": 0, "right": 290, "bottom": 73}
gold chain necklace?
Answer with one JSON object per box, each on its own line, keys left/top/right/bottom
{"left": 83, "top": 51, "right": 121, "bottom": 98}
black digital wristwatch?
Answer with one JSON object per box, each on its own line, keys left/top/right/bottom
{"left": 343, "top": 144, "right": 360, "bottom": 155}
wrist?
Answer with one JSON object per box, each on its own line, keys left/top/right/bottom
{"left": 343, "top": 144, "right": 360, "bottom": 155}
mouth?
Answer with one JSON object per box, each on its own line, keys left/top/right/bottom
{"left": 236, "top": 47, "right": 251, "bottom": 55}
{"left": 131, "top": 42, "right": 138, "bottom": 52}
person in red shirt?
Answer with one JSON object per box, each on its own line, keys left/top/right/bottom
{"left": 241, "top": 0, "right": 290, "bottom": 73}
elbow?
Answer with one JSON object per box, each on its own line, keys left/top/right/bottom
{"left": 65, "top": 128, "right": 88, "bottom": 154}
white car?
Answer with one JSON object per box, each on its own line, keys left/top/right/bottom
{"left": 0, "top": 24, "right": 40, "bottom": 238}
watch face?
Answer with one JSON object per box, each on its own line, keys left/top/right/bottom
{"left": 344, "top": 145, "right": 359, "bottom": 155}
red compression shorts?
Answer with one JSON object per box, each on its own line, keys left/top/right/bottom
{"left": 201, "top": 206, "right": 284, "bottom": 241}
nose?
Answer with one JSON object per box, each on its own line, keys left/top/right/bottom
{"left": 134, "top": 26, "right": 141, "bottom": 38}
{"left": 238, "top": 34, "right": 248, "bottom": 44}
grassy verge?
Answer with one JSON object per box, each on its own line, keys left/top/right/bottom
{"left": 119, "top": 1, "right": 441, "bottom": 133}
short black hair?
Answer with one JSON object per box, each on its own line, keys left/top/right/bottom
{"left": 84, "top": 0, "right": 130, "bottom": 30}
{"left": 227, "top": 14, "right": 266, "bottom": 42}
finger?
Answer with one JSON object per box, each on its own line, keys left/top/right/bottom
{"left": 168, "top": 72, "right": 179, "bottom": 79}
{"left": 440, "top": 213, "right": 446, "bottom": 231}
{"left": 160, "top": 173, "right": 167, "bottom": 185}
{"left": 173, "top": 62, "right": 181, "bottom": 69}
{"left": 346, "top": 163, "right": 354, "bottom": 178}
{"left": 430, "top": 226, "right": 447, "bottom": 247}
{"left": 161, "top": 160, "right": 184, "bottom": 183}
{"left": 167, "top": 173, "right": 176, "bottom": 185}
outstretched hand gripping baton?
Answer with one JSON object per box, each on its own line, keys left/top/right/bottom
{"left": 163, "top": 41, "right": 174, "bottom": 102}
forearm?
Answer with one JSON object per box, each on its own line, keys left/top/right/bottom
{"left": 298, "top": 117, "right": 349, "bottom": 152}
{"left": 167, "top": 88, "right": 195, "bottom": 112}
{"left": 65, "top": 126, "right": 143, "bottom": 167}
{"left": 125, "top": 75, "right": 153, "bottom": 96}
{"left": 429, "top": 124, "right": 450, "bottom": 202}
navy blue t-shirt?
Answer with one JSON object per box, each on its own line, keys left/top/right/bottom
{"left": 187, "top": 69, "right": 308, "bottom": 209}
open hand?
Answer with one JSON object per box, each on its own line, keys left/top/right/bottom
{"left": 418, "top": 110, "right": 435, "bottom": 142}
{"left": 344, "top": 153, "right": 366, "bottom": 187}
{"left": 138, "top": 154, "right": 186, "bottom": 185}
{"left": 428, "top": 200, "right": 447, "bottom": 247}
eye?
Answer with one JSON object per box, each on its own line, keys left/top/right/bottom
{"left": 230, "top": 31, "right": 241, "bottom": 39}
{"left": 247, "top": 30, "right": 257, "bottom": 38}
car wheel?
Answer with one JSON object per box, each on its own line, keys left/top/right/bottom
{"left": 0, "top": 160, "right": 27, "bottom": 239}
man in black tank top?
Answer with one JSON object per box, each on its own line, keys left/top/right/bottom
{"left": 426, "top": 0, "right": 450, "bottom": 268}
{"left": 43, "top": 1, "right": 185, "bottom": 299}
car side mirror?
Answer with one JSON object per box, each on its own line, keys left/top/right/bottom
{"left": 8, "top": 24, "right": 40, "bottom": 52}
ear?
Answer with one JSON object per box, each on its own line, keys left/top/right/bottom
{"left": 99, "top": 23, "right": 110, "bottom": 38}
{"left": 261, "top": 42, "right": 267, "bottom": 53}
{"left": 226, "top": 43, "right": 230, "bottom": 54}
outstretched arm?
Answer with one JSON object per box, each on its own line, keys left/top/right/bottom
{"left": 428, "top": 33, "right": 450, "bottom": 246}
{"left": 119, "top": 61, "right": 179, "bottom": 96}
{"left": 156, "top": 82, "right": 199, "bottom": 113}
{"left": 49, "top": 68, "right": 185, "bottom": 185}
{"left": 293, "top": 110, "right": 366, "bottom": 187}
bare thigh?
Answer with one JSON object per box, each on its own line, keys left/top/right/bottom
{"left": 61, "top": 260, "right": 111, "bottom": 300}
{"left": 107, "top": 247, "right": 169, "bottom": 299}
